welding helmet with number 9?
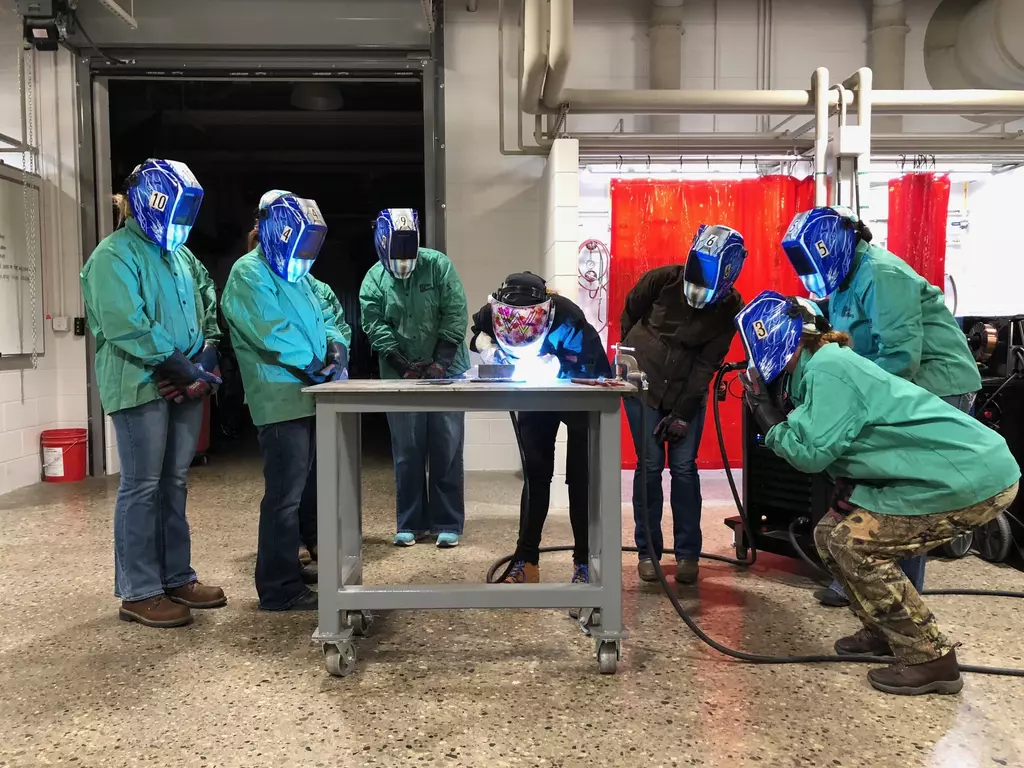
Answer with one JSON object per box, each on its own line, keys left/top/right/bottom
{"left": 257, "top": 190, "right": 328, "bottom": 282}
{"left": 781, "top": 206, "right": 859, "bottom": 298}
{"left": 735, "top": 290, "right": 824, "bottom": 384}
{"left": 683, "top": 224, "right": 748, "bottom": 308}
{"left": 126, "top": 159, "right": 204, "bottom": 252}
{"left": 375, "top": 208, "right": 420, "bottom": 279}
{"left": 489, "top": 272, "right": 554, "bottom": 360}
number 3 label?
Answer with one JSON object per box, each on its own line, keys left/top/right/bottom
{"left": 753, "top": 320, "right": 768, "bottom": 339}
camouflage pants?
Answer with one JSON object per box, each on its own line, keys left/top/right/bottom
{"left": 814, "top": 482, "right": 1019, "bottom": 665}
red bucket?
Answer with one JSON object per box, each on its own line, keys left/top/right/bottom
{"left": 40, "top": 428, "right": 88, "bottom": 483}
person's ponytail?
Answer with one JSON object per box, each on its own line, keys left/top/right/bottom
{"left": 247, "top": 225, "right": 259, "bottom": 252}
{"left": 112, "top": 193, "right": 131, "bottom": 228}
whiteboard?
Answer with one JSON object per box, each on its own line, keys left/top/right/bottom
{"left": 0, "top": 163, "right": 44, "bottom": 357}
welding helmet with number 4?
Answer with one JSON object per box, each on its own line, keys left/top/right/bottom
{"left": 490, "top": 272, "right": 554, "bottom": 360}
{"left": 126, "top": 159, "right": 204, "bottom": 252}
{"left": 375, "top": 208, "right": 420, "bottom": 279}
{"left": 683, "top": 224, "right": 748, "bottom": 309}
{"left": 258, "top": 190, "right": 328, "bottom": 282}
{"left": 781, "top": 206, "right": 859, "bottom": 298}
{"left": 735, "top": 290, "right": 825, "bottom": 384}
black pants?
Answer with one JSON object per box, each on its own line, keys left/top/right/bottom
{"left": 514, "top": 411, "right": 589, "bottom": 565}
{"left": 298, "top": 456, "right": 317, "bottom": 552}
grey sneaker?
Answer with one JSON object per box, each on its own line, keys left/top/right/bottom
{"left": 674, "top": 559, "right": 699, "bottom": 584}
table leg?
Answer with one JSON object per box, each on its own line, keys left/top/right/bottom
{"left": 591, "top": 405, "right": 625, "bottom": 673}
{"left": 315, "top": 405, "right": 342, "bottom": 642}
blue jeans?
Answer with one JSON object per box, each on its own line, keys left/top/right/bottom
{"left": 110, "top": 398, "right": 203, "bottom": 601}
{"left": 387, "top": 412, "right": 465, "bottom": 535}
{"left": 624, "top": 397, "right": 707, "bottom": 562}
{"left": 827, "top": 391, "right": 975, "bottom": 598}
{"left": 256, "top": 417, "right": 315, "bottom": 609}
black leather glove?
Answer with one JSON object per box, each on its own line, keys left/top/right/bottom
{"left": 155, "top": 349, "right": 222, "bottom": 388}
{"left": 192, "top": 342, "right": 218, "bottom": 375}
{"left": 654, "top": 414, "right": 689, "bottom": 444}
{"left": 304, "top": 357, "right": 331, "bottom": 385}
{"left": 386, "top": 350, "right": 418, "bottom": 378}
{"left": 407, "top": 360, "right": 435, "bottom": 379}
{"left": 432, "top": 339, "right": 459, "bottom": 369}
{"left": 738, "top": 369, "right": 785, "bottom": 433}
{"left": 325, "top": 341, "right": 349, "bottom": 382}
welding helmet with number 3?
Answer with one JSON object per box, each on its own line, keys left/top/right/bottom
{"left": 375, "top": 208, "right": 420, "bottom": 279}
{"left": 735, "top": 290, "right": 824, "bottom": 384}
{"left": 126, "top": 159, "right": 204, "bottom": 252}
{"left": 257, "top": 190, "right": 328, "bottom": 282}
{"left": 490, "top": 272, "right": 554, "bottom": 360}
{"left": 683, "top": 224, "right": 748, "bottom": 308}
{"left": 781, "top": 206, "right": 859, "bottom": 298}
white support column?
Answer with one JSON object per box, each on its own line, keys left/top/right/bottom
{"left": 869, "top": 0, "right": 908, "bottom": 134}
{"left": 649, "top": 0, "right": 684, "bottom": 135}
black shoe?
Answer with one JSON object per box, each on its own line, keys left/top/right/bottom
{"left": 834, "top": 627, "right": 892, "bottom": 656}
{"left": 301, "top": 563, "right": 318, "bottom": 584}
{"left": 261, "top": 591, "right": 318, "bottom": 612}
{"left": 814, "top": 587, "right": 850, "bottom": 608}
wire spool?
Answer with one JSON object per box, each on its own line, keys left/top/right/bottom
{"left": 968, "top": 322, "right": 999, "bottom": 363}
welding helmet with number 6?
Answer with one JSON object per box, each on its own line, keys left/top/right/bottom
{"left": 126, "top": 159, "right": 204, "bottom": 252}
{"left": 375, "top": 208, "right": 420, "bottom": 279}
{"left": 781, "top": 206, "right": 859, "bottom": 298}
{"left": 735, "top": 290, "right": 825, "bottom": 384}
{"left": 683, "top": 224, "right": 748, "bottom": 309}
{"left": 489, "top": 272, "right": 554, "bottom": 360}
{"left": 258, "top": 190, "right": 328, "bottom": 282}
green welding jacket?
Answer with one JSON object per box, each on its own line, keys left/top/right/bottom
{"left": 359, "top": 248, "right": 470, "bottom": 379}
{"left": 80, "top": 217, "right": 221, "bottom": 415}
{"left": 765, "top": 344, "right": 1019, "bottom": 516}
{"left": 221, "top": 249, "right": 351, "bottom": 426}
{"left": 827, "top": 241, "right": 981, "bottom": 398}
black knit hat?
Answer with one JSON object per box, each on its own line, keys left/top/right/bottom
{"left": 496, "top": 272, "right": 547, "bottom": 307}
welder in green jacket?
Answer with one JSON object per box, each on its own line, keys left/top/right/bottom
{"left": 81, "top": 159, "right": 226, "bottom": 629}
{"left": 359, "top": 208, "right": 469, "bottom": 548}
{"left": 782, "top": 206, "right": 982, "bottom": 605}
{"left": 221, "top": 190, "right": 351, "bottom": 612}
{"left": 736, "top": 291, "right": 1018, "bottom": 696}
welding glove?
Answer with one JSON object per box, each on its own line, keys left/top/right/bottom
{"left": 738, "top": 369, "right": 785, "bottom": 433}
{"left": 654, "top": 414, "right": 689, "bottom": 444}
{"left": 475, "top": 333, "right": 507, "bottom": 366}
{"left": 326, "top": 341, "right": 349, "bottom": 381}
{"left": 385, "top": 350, "right": 418, "bottom": 379}
{"left": 423, "top": 339, "right": 459, "bottom": 380}
{"left": 304, "top": 357, "right": 332, "bottom": 385}
{"left": 155, "top": 350, "right": 223, "bottom": 389}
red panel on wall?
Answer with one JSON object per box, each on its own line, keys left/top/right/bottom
{"left": 608, "top": 176, "right": 816, "bottom": 470}
{"left": 887, "top": 173, "right": 951, "bottom": 288}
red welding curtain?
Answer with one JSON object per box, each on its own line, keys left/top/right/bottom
{"left": 609, "top": 177, "right": 816, "bottom": 470}
{"left": 887, "top": 173, "right": 951, "bottom": 288}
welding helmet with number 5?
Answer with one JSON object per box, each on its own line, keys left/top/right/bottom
{"left": 375, "top": 208, "right": 420, "bottom": 279}
{"left": 489, "top": 272, "right": 554, "bottom": 360}
{"left": 257, "top": 190, "right": 328, "bottom": 282}
{"left": 683, "top": 224, "right": 748, "bottom": 309}
{"left": 735, "top": 290, "right": 825, "bottom": 384}
{"left": 126, "top": 159, "right": 204, "bottom": 252}
{"left": 781, "top": 206, "right": 859, "bottom": 298}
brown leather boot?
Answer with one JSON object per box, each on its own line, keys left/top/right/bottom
{"left": 503, "top": 561, "right": 540, "bottom": 583}
{"left": 834, "top": 627, "right": 892, "bottom": 656}
{"left": 120, "top": 595, "right": 193, "bottom": 628}
{"left": 867, "top": 649, "right": 963, "bottom": 695}
{"left": 165, "top": 581, "right": 227, "bottom": 609}
{"left": 675, "top": 559, "right": 699, "bottom": 584}
{"left": 298, "top": 546, "right": 312, "bottom": 566}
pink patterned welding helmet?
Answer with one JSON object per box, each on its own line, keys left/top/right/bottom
{"left": 489, "top": 295, "right": 554, "bottom": 360}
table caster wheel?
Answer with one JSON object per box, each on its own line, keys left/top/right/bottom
{"left": 324, "top": 641, "right": 356, "bottom": 677}
{"left": 938, "top": 531, "right": 973, "bottom": 559}
{"left": 975, "top": 513, "right": 1013, "bottom": 563}
{"left": 596, "top": 642, "right": 618, "bottom": 675}
{"left": 346, "top": 611, "right": 372, "bottom": 637}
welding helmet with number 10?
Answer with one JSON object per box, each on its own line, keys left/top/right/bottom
{"left": 489, "top": 272, "right": 554, "bottom": 360}
{"left": 683, "top": 224, "right": 748, "bottom": 308}
{"left": 735, "top": 290, "right": 825, "bottom": 384}
{"left": 258, "top": 190, "right": 328, "bottom": 282}
{"left": 126, "top": 159, "right": 204, "bottom": 252}
{"left": 375, "top": 208, "right": 420, "bottom": 279}
{"left": 781, "top": 206, "right": 859, "bottom": 298}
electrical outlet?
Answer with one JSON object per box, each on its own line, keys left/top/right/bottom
{"left": 74, "top": 317, "right": 86, "bottom": 337}
{"left": 52, "top": 316, "right": 69, "bottom": 332}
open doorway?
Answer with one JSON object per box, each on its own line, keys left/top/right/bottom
{"left": 106, "top": 77, "right": 425, "bottom": 458}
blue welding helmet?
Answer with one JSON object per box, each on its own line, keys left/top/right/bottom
{"left": 374, "top": 208, "right": 420, "bottom": 279}
{"left": 257, "top": 190, "right": 328, "bottom": 282}
{"left": 781, "top": 206, "right": 859, "bottom": 298}
{"left": 735, "top": 290, "right": 825, "bottom": 384}
{"left": 125, "top": 159, "right": 204, "bottom": 252}
{"left": 683, "top": 224, "right": 748, "bottom": 309}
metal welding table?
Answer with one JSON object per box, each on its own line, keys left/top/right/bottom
{"left": 306, "top": 378, "right": 634, "bottom": 677}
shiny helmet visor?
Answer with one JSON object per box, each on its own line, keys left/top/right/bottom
{"left": 375, "top": 208, "right": 419, "bottom": 279}
{"left": 683, "top": 224, "right": 748, "bottom": 308}
{"left": 781, "top": 206, "right": 859, "bottom": 298}
{"left": 126, "top": 159, "right": 204, "bottom": 252}
{"left": 258, "top": 192, "right": 328, "bottom": 282}
{"left": 735, "top": 290, "right": 823, "bottom": 384}
{"left": 489, "top": 296, "right": 554, "bottom": 360}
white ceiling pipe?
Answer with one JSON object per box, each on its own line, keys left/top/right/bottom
{"left": 870, "top": 0, "right": 908, "bottom": 133}
{"left": 649, "top": 0, "right": 685, "bottom": 134}
{"left": 560, "top": 88, "right": 825, "bottom": 113}
{"left": 812, "top": 67, "right": 829, "bottom": 207}
{"left": 520, "top": 0, "right": 548, "bottom": 113}
{"left": 541, "top": 0, "right": 573, "bottom": 109}
{"left": 871, "top": 89, "right": 1024, "bottom": 114}
{"left": 954, "top": 0, "right": 1024, "bottom": 89}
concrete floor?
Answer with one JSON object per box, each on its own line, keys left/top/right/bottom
{"left": 1, "top": 455, "right": 1023, "bottom": 768}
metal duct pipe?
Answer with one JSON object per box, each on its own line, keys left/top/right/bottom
{"left": 870, "top": 0, "right": 908, "bottom": 133}
{"left": 811, "top": 67, "right": 829, "bottom": 206}
{"left": 955, "top": 0, "right": 1024, "bottom": 89}
{"left": 561, "top": 88, "right": 823, "bottom": 114}
{"left": 541, "top": 0, "right": 573, "bottom": 109}
{"left": 649, "top": 0, "right": 685, "bottom": 134}
{"left": 872, "top": 89, "right": 1024, "bottom": 114}
{"left": 521, "top": 0, "right": 548, "bottom": 113}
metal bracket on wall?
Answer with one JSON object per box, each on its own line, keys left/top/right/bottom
{"left": 421, "top": 0, "right": 436, "bottom": 33}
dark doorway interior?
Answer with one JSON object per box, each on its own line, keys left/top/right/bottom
{"left": 106, "top": 77, "right": 425, "bottom": 457}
